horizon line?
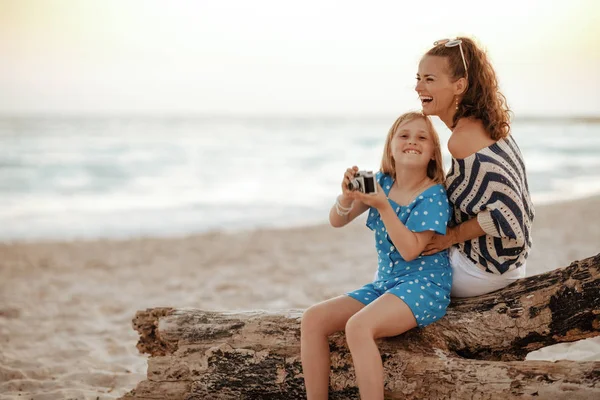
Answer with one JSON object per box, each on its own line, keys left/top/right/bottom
{"left": 0, "top": 112, "right": 599, "bottom": 123}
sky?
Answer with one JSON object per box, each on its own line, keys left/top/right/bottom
{"left": 1, "top": 0, "right": 599, "bottom": 117}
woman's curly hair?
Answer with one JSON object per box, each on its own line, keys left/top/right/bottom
{"left": 426, "top": 37, "right": 512, "bottom": 140}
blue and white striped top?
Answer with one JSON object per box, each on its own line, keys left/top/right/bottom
{"left": 445, "top": 135, "right": 535, "bottom": 275}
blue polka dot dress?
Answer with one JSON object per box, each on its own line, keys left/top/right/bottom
{"left": 347, "top": 172, "right": 453, "bottom": 327}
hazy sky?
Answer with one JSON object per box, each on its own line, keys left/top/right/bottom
{"left": 1, "top": 0, "right": 599, "bottom": 117}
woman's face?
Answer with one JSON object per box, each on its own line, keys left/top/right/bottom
{"left": 415, "top": 55, "right": 458, "bottom": 117}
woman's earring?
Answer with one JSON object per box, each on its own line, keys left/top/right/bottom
{"left": 455, "top": 97, "right": 459, "bottom": 110}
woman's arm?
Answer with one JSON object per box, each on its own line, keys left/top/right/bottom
{"left": 421, "top": 215, "right": 486, "bottom": 256}
{"left": 452, "top": 217, "right": 487, "bottom": 243}
{"left": 445, "top": 123, "right": 531, "bottom": 250}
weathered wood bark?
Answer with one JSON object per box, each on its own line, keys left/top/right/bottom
{"left": 122, "top": 253, "right": 600, "bottom": 399}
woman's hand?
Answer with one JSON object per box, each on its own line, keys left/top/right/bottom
{"left": 422, "top": 229, "right": 456, "bottom": 255}
{"left": 348, "top": 183, "right": 388, "bottom": 210}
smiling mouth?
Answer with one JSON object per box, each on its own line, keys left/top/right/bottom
{"left": 419, "top": 95, "right": 433, "bottom": 105}
{"left": 404, "top": 149, "right": 421, "bottom": 155}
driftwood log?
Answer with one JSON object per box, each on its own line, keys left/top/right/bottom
{"left": 122, "top": 253, "right": 600, "bottom": 399}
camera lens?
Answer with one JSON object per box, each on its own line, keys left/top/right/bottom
{"left": 348, "top": 179, "right": 360, "bottom": 191}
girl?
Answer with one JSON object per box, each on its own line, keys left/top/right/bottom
{"left": 301, "top": 111, "right": 452, "bottom": 400}
{"left": 416, "top": 37, "right": 534, "bottom": 297}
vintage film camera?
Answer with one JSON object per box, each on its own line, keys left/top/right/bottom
{"left": 347, "top": 170, "right": 377, "bottom": 194}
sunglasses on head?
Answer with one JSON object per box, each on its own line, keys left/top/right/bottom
{"left": 434, "top": 39, "right": 468, "bottom": 77}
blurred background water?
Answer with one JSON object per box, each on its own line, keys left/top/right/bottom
{"left": 1, "top": 115, "right": 599, "bottom": 241}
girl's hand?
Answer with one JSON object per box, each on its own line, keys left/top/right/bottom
{"left": 349, "top": 183, "right": 388, "bottom": 210}
{"left": 422, "top": 230, "right": 455, "bottom": 255}
{"left": 341, "top": 166, "right": 359, "bottom": 199}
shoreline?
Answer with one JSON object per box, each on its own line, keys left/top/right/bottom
{"left": 2, "top": 193, "right": 600, "bottom": 247}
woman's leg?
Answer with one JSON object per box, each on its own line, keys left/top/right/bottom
{"left": 301, "top": 295, "right": 365, "bottom": 400}
{"left": 449, "top": 247, "right": 524, "bottom": 297}
{"left": 345, "top": 294, "right": 417, "bottom": 400}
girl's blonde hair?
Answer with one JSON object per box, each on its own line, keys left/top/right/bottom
{"left": 380, "top": 112, "right": 445, "bottom": 183}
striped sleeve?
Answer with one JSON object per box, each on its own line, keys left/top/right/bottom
{"left": 477, "top": 194, "right": 525, "bottom": 245}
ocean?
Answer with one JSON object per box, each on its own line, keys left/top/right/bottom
{"left": 1, "top": 115, "right": 599, "bottom": 241}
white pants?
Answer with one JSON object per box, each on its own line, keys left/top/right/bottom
{"left": 449, "top": 247, "right": 526, "bottom": 298}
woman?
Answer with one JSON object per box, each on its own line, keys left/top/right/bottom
{"left": 416, "top": 37, "right": 535, "bottom": 297}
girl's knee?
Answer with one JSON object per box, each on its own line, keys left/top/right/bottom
{"left": 301, "top": 304, "right": 329, "bottom": 335}
{"left": 344, "top": 314, "right": 373, "bottom": 347}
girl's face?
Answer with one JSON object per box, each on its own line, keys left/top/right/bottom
{"left": 415, "top": 55, "right": 458, "bottom": 117}
{"left": 390, "top": 118, "right": 436, "bottom": 170}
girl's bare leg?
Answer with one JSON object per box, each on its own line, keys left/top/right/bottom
{"left": 345, "top": 294, "right": 417, "bottom": 400}
{"left": 301, "top": 295, "right": 365, "bottom": 400}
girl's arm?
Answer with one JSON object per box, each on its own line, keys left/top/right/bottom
{"left": 329, "top": 195, "right": 370, "bottom": 228}
{"left": 348, "top": 184, "right": 438, "bottom": 261}
{"left": 330, "top": 166, "right": 370, "bottom": 228}
{"left": 378, "top": 202, "right": 436, "bottom": 261}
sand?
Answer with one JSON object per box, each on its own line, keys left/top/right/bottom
{"left": 1, "top": 197, "right": 599, "bottom": 399}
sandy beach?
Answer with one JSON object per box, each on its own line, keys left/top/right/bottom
{"left": 1, "top": 196, "right": 599, "bottom": 399}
